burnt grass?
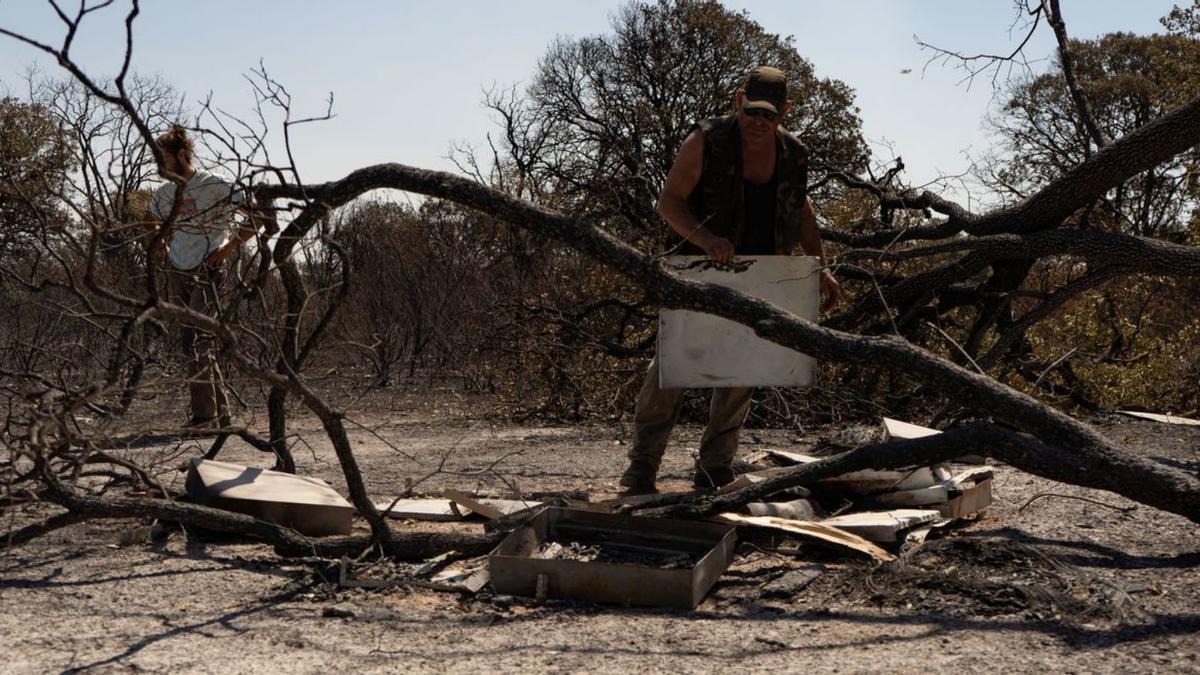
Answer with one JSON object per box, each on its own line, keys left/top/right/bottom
{"left": 2, "top": 379, "right": 1199, "bottom": 672}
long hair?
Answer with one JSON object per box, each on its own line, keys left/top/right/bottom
{"left": 155, "top": 124, "right": 194, "bottom": 163}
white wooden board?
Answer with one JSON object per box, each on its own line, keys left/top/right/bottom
{"left": 884, "top": 417, "right": 987, "bottom": 464}
{"left": 444, "top": 489, "right": 542, "bottom": 520}
{"left": 1118, "top": 410, "right": 1200, "bottom": 426}
{"left": 767, "top": 450, "right": 822, "bottom": 465}
{"left": 374, "top": 498, "right": 472, "bottom": 521}
{"left": 883, "top": 417, "right": 941, "bottom": 440}
{"left": 714, "top": 467, "right": 796, "bottom": 494}
{"left": 658, "top": 255, "right": 819, "bottom": 388}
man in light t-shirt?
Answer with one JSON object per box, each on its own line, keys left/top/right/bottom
{"left": 147, "top": 125, "right": 261, "bottom": 428}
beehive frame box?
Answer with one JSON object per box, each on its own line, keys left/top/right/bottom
{"left": 489, "top": 507, "right": 737, "bottom": 609}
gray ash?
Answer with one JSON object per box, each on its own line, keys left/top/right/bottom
{"left": 534, "top": 539, "right": 698, "bottom": 569}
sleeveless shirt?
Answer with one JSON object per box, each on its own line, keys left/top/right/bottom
{"left": 680, "top": 113, "right": 809, "bottom": 255}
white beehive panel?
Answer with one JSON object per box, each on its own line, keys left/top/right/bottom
{"left": 659, "top": 255, "right": 819, "bottom": 388}
{"left": 883, "top": 417, "right": 942, "bottom": 440}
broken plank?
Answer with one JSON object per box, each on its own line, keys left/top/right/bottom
{"left": 883, "top": 418, "right": 986, "bottom": 464}
{"left": 882, "top": 417, "right": 941, "bottom": 440}
{"left": 414, "top": 551, "right": 457, "bottom": 576}
{"left": 431, "top": 559, "right": 492, "bottom": 594}
{"left": 374, "top": 498, "right": 471, "bottom": 521}
{"left": 949, "top": 467, "right": 994, "bottom": 488}
{"left": 821, "top": 509, "right": 942, "bottom": 543}
{"left": 712, "top": 512, "right": 894, "bottom": 561}
{"left": 444, "top": 489, "right": 542, "bottom": 520}
{"left": 1118, "top": 410, "right": 1200, "bottom": 426}
{"left": 767, "top": 450, "right": 822, "bottom": 465}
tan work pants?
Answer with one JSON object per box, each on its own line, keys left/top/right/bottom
{"left": 167, "top": 266, "right": 228, "bottom": 422}
{"left": 627, "top": 357, "right": 753, "bottom": 473}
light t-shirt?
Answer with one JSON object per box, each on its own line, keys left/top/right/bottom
{"left": 148, "top": 171, "right": 245, "bottom": 270}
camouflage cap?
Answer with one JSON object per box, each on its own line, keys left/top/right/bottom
{"left": 742, "top": 66, "right": 788, "bottom": 115}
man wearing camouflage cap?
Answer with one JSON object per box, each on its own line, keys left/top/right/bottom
{"left": 620, "top": 66, "right": 841, "bottom": 494}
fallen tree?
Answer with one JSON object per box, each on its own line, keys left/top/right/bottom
{"left": 626, "top": 422, "right": 1194, "bottom": 519}
{"left": 254, "top": 158, "right": 1200, "bottom": 524}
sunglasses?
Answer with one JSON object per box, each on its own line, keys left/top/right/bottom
{"left": 742, "top": 107, "right": 779, "bottom": 121}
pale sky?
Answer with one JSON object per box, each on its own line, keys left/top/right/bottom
{"left": 0, "top": 1, "right": 1181, "bottom": 205}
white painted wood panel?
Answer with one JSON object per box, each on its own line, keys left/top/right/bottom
{"left": 658, "top": 255, "right": 819, "bottom": 388}
{"left": 1118, "top": 410, "right": 1200, "bottom": 426}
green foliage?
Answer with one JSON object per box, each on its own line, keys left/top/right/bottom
{"left": 0, "top": 97, "right": 71, "bottom": 257}
{"left": 1026, "top": 277, "right": 1200, "bottom": 412}
{"left": 990, "top": 32, "right": 1200, "bottom": 237}
{"left": 454, "top": 0, "right": 870, "bottom": 419}
{"left": 1162, "top": 1, "right": 1200, "bottom": 36}
{"left": 964, "top": 27, "right": 1200, "bottom": 413}
{"left": 484, "top": 0, "right": 868, "bottom": 250}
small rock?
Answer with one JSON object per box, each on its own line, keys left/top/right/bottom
{"left": 322, "top": 605, "right": 355, "bottom": 619}
{"left": 358, "top": 607, "right": 397, "bottom": 622}
{"left": 463, "top": 612, "right": 501, "bottom": 626}
{"left": 761, "top": 564, "right": 825, "bottom": 599}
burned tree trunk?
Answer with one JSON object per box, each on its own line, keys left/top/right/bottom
{"left": 627, "top": 424, "right": 1199, "bottom": 521}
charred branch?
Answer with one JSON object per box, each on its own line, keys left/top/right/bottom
{"left": 1044, "top": 0, "right": 1111, "bottom": 151}
{"left": 630, "top": 422, "right": 1197, "bottom": 521}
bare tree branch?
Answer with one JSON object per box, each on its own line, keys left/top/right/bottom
{"left": 1044, "top": 0, "right": 1111, "bottom": 151}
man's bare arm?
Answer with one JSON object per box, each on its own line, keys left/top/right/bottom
{"left": 796, "top": 197, "right": 841, "bottom": 311}
{"left": 796, "top": 197, "right": 826, "bottom": 263}
{"left": 205, "top": 198, "right": 263, "bottom": 266}
{"left": 658, "top": 130, "right": 734, "bottom": 262}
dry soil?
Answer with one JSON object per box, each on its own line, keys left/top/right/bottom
{"left": 3, "top": 383, "right": 1199, "bottom": 673}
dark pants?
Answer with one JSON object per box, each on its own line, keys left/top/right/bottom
{"left": 167, "top": 266, "right": 228, "bottom": 422}
{"left": 627, "top": 357, "right": 753, "bottom": 474}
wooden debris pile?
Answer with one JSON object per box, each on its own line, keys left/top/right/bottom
{"left": 181, "top": 416, "right": 997, "bottom": 609}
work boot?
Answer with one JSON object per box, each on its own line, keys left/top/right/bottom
{"left": 618, "top": 461, "right": 658, "bottom": 495}
{"left": 184, "top": 415, "right": 220, "bottom": 430}
{"left": 692, "top": 465, "right": 737, "bottom": 491}
{"left": 183, "top": 415, "right": 235, "bottom": 434}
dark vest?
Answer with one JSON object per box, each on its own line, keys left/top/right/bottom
{"left": 682, "top": 114, "right": 809, "bottom": 255}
